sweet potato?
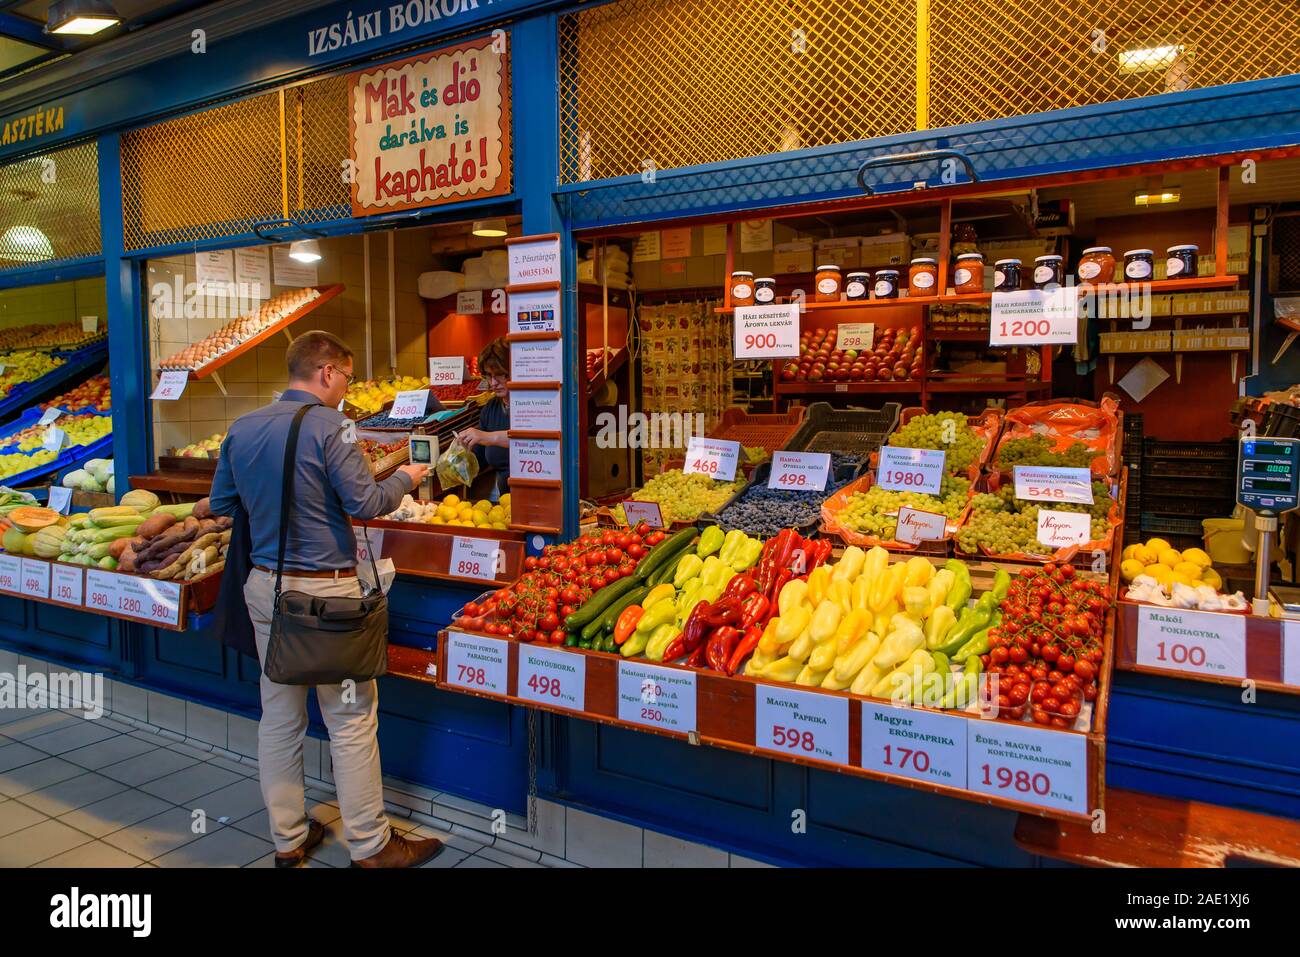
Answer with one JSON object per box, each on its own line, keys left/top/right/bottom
{"left": 136, "top": 513, "right": 175, "bottom": 539}
{"left": 108, "top": 538, "right": 131, "bottom": 560}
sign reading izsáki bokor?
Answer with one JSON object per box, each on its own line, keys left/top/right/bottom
{"left": 348, "top": 36, "right": 511, "bottom": 216}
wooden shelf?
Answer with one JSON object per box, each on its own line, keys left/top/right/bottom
{"left": 585, "top": 346, "right": 628, "bottom": 399}
{"left": 925, "top": 379, "right": 1052, "bottom": 394}
{"left": 1083, "top": 276, "right": 1239, "bottom": 295}
{"left": 716, "top": 292, "right": 990, "bottom": 315}
{"left": 774, "top": 380, "right": 921, "bottom": 396}
{"left": 129, "top": 471, "right": 214, "bottom": 497}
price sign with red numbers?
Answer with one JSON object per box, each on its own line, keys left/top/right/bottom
{"left": 51, "top": 563, "right": 82, "bottom": 607}
{"left": 683, "top": 437, "right": 740, "bottom": 482}
{"left": 517, "top": 645, "right": 586, "bottom": 711}
{"left": 85, "top": 570, "right": 116, "bottom": 611}
{"left": 617, "top": 661, "right": 697, "bottom": 732}
{"left": 835, "top": 322, "right": 875, "bottom": 351}
{"left": 990, "top": 289, "right": 1078, "bottom": 346}
{"left": 755, "top": 685, "right": 848, "bottom": 763}
{"left": 1136, "top": 606, "right": 1247, "bottom": 680}
{"left": 734, "top": 304, "right": 800, "bottom": 359}
{"left": 427, "top": 357, "right": 464, "bottom": 386}
{"left": 19, "top": 558, "right": 49, "bottom": 600}
{"left": 877, "top": 446, "right": 945, "bottom": 495}
{"left": 967, "top": 721, "right": 1088, "bottom": 814}
{"left": 861, "top": 701, "right": 968, "bottom": 786}
{"left": 768, "top": 451, "right": 831, "bottom": 492}
{"left": 508, "top": 437, "right": 561, "bottom": 481}
{"left": 111, "top": 573, "right": 182, "bottom": 627}
{"left": 1013, "top": 466, "right": 1094, "bottom": 505}
{"left": 0, "top": 554, "right": 20, "bottom": 593}
{"left": 449, "top": 536, "right": 503, "bottom": 583}
{"left": 150, "top": 370, "right": 189, "bottom": 401}
{"left": 389, "top": 389, "right": 430, "bottom": 419}
{"left": 445, "top": 631, "right": 509, "bottom": 695}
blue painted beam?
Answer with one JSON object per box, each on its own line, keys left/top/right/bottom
{"left": 0, "top": 12, "right": 73, "bottom": 51}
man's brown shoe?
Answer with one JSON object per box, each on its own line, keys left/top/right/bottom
{"left": 350, "top": 831, "right": 445, "bottom": 868}
{"left": 274, "top": 818, "right": 326, "bottom": 868}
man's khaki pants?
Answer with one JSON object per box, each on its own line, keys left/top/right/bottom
{"left": 244, "top": 568, "right": 392, "bottom": 861}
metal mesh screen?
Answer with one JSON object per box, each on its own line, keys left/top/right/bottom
{"left": 560, "top": 0, "right": 1300, "bottom": 184}
{"left": 0, "top": 141, "right": 101, "bottom": 271}
{"left": 287, "top": 74, "right": 352, "bottom": 225}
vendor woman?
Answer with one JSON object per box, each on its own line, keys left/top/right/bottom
{"left": 460, "top": 337, "right": 511, "bottom": 495}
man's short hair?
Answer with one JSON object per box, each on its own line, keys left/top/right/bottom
{"left": 287, "top": 330, "right": 353, "bottom": 380}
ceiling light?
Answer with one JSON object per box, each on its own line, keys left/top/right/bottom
{"left": 0, "top": 226, "right": 53, "bottom": 262}
{"left": 1134, "top": 190, "right": 1181, "bottom": 207}
{"left": 471, "top": 218, "right": 508, "bottom": 238}
{"left": 46, "top": 0, "right": 122, "bottom": 36}
{"left": 288, "top": 239, "right": 321, "bottom": 263}
{"left": 1118, "top": 44, "right": 1184, "bottom": 72}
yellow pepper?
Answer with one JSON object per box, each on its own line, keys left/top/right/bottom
{"left": 903, "top": 586, "right": 931, "bottom": 619}
{"left": 777, "top": 578, "right": 808, "bottom": 616}
{"left": 834, "top": 608, "right": 872, "bottom": 654}
{"left": 871, "top": 648, "right": 935, "bottom": 701}
{"left": 795, "top": 664, "right": 829, "bottom": 687}
{"left": 773, "top": 604, "right": 812, "bottom": 644}
{"left": 642, "top": 583, "right": 676, "bottom": 610}
{"left": 833, "top": 631, "right": 883, "bottom": 683}
{"left": 870, "top": 563, "right": 908, "bottom": 613}
{"left": 904, "top": 556, "right": 935, "bottom": 587}
{"left": 831, "top": 546, "right": 866, "bottom": 583}
{"left": 827, "top": 577, "right": 853, "bottom": 616}
{"left": 786, "top": 629, "right": 814, "bottom": 663}
{"left": 808, "top": 599, "right": 842, "bottom": 643}
{"left": 806, "top": 565, "right": 832, "bottom": 606}
{"left": 927, "top": 569, "right": 955, "bottom": 613}
{"left": 924, "top": 605, "right": 957, "bottom": 649}
{"left": 756, "top": 617, "right": 783, "bottom": 655}
{"left": 851, "top": 575, "right": 872, "bottom": 613}
{"left": 761, "top": 655, "right": 803, "bottom": 683}
{"left": 861, "top": 545, "right": 889, "bottom": 591}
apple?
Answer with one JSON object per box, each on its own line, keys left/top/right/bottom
{"left": 834, "top": 367, "right": 850, "bottom": 381}
{"left": 876, "top": 368, "right": 893, "bottom": 382}
{"left": 894, "top": 364, "right": 910, "bottom": 380}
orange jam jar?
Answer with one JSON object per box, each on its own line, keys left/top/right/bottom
{"left": 730, "top": 271, "right": 755, "bottom": 306}
{"left": 908, "top": 258, "right": 938, "bottom": 297}
{"left": 815, "top": 265, "right": 842, "bottom": 302}
{"left": 953, "top": 253, "right": 984, "bottom": 293}
{"left": 1077, "top": 247, "right": 1115, "bottom": 284}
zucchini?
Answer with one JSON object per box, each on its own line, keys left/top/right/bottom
{"left": 598, "top": 584, "right": 649, "bottom": 634}
{"left": 647, "top": 556, "right": 679, "bottom": 589}
{"left": 564, "top": 573, "right": 643, "bottom": 633}
{"left": 634, "top": 527, "right": 697, "bottom": 583}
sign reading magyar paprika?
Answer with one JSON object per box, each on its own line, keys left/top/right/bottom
{"left": 348, "top": 35, "right": 510, "bottom": 216}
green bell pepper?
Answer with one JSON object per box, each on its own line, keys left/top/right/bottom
{"left": 635, "top": 600, "right": 677, "bottom": 636}
{"left": 621, "top": 629, "right": 651, "bottom": 657}
{"left": 729, "top": 537, "right": 765, "bottom": 571}
{"left": 673, "top": 554, "right": 704, "bottom": 589}
{"left": 718, "top": 529, "right": 748, "bottom": 566}
{"left": 696, "top": 525, "right": 725, "bottom": 559}
{"left": 645, "top": 623, "right": 681, "bottom": 662}
{"left": 676, "top": 578, "right": 704, "bottom": 617}
{"left": 943, "top": 559, "right": 972, "bottom": 612}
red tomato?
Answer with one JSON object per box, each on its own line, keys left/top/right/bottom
{"left": 549, "top": 629, "right": 566, "bottom": 645}
{"left": 559, "top": 586, "right": 580, "bottom": 604}
{"left": 645, "top": 531, "right": 666, "bottom": 546}
{"left": 1031, "top": 708, "right": 1050, "bottom": 725}
{"left": 1041, "top": 644, "right": 1060, "bottom": 664}
{"left": 1073, "top": 660, "right": 1097, "bottom": 683}
{"left": 1057, "top": 653, "right": 1076, "bottom": 672}
{"left": 523, "top": 557, "right": 538, "bottom": 571}
{"left": 464, "top": 601, "right": 481, "bottom": 617}
{"left": 539, "top": 612, "right": 559, "bottom": 631}
{"left": 627, "top": 543, "right": 647, "bottom": 559}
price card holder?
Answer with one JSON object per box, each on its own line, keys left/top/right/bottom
{"left": 1013, "top": 466, "right": 1094, "bottom": 505}
{"left": 1136, "top": 606, "right": 1247, "bottom": 679}
{"left": 683, "top": 437, "right": 740, "bottom": 482}
{"left": 444, "top": 631, "right": 510, "bottom": 695}
{"left": 428, "top": 357, "right": 465, "bottom": 386}
{"left": 967, "top": 721, "right": 1089, "bottom": 815}
{"left": 895, "top": 507, "right": 947, "bottom": 544}
{"left": 861, "top": 701, "right": 969, "bottom": 787}
{"left": 877, "top": 446, "right": 945, "bottom": 495}
{"left": 990, "top": 289, "right": 1078, "bottom": 346}
{"left": 0, "top": 554, "right": 20, "bottom": 593}
{"left": 518, "top": 645, "right": 586, "bottom": 711}
{"left": 449, "top": 536, "right": 504, "bottom": 583}
{"left": 768, "top": 451, "right": 831, "bottom": 492}
{"left": 47, "top": 486, "right": 72, "bottom": 515}
{"left": 755, "top": 685, "right": 848, "bottom": 764}
{"left": 508, "top": 437, "right": 561, "bottom": 482}
{"left": 119, "top": 575, "right": 183, "bottom": 628}
{"left": 42, "top": 426, "right": 66, "bottom": 452}
{"left": 150, "top": 370, "right": 189, "bottom": 401}
{"left": 734, "top": 303, "right": 800, "bottom": 359}
{"left": 50, "top": 563, "right": 83, "bottom": 607}
{"left": 621, "top": 501, "right": 663, "bottom": 528}
{"left": 19, "top": 558, "right": 49, "bottom": 600}
{"left": 1036, "top": 510, "right": 1091, "bottom": 548}
{"left": 85, "top": 569, "right": 115, "bottom": 611}
{"left": 389, "top": 389, "right": 430, "bottom": 420}
{"left": 617, "top": 661, "right": 697, "bottom": 732}
{"left": 836, "top": 322, "right": 875, "bottom": 351}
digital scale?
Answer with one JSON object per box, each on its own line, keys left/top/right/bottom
{"left": 1237, "top": 436, "right": 1300, "bottom": 615}
{"left": 409, "top": 434, "right": 440, "bottom": 499}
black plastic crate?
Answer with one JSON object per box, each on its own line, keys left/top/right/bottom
{"left": 1142, "top": 476, "right": 1235, "bottom": 499}
{"left": 1143, "top": 438, "right": 1236, "bottom": 461}
{"left": 1141, "top": 495, "right": 1234, "bottom": 517}
{"left": 783, "top": 401, "right": 902, "bottom": 457}
{"left": 1139, "top": 513, "right": 1205, "bottom": 537}
{"left": 1145, "top": 458, "right": 1236, "bottom": 480}
{"left": 1262, "top": 402, "right": 1300, "bottom": 439}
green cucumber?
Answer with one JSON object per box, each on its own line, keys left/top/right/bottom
{"left": 633, "top": 527, "right": 697, "bottom": 583}
{"left": 599, "top": 584, "right": 649, "bottom": 633}
{"left": 564, "top": 573, "right": 643, "bottom": 633}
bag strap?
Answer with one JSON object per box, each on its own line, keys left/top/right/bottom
{"left": 274, "top": 404, "right": 315, "bottom": 598}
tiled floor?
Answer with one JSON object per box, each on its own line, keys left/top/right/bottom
{"left": 0, "top": 705, "right": 536, "bottom": 869}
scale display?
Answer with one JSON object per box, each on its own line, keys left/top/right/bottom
{"left": 1238, "top": 437, "right": 1300, "bottom": 511}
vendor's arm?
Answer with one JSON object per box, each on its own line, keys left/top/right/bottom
{"left": 208, "top": 434, "right": 240, "bottom": 517}
{"left": 459, "top": 427, "right": 510, "bottom": 450}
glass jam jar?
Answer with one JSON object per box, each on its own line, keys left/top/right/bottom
{"left": 730, "top": 271, "right": 755, "bottom": 306}
{"left": 953, "top": 253, "right": 984, "bottom": 293}
{"left": 1166, "top": 245, "right": 1199, "bottom": 280}
{"left": 844, "top": 272, "right": 869, "bottom": 301}
{"left": 993, "top": 259, "right": 1021, "bottom": 292}
{"left": 1034, "top": 255, "right": 1064, "bottom": 290}
{"left": 873, "top": 269, "right": 900, "bottom": 300}
{"left": 753, "top": 277, "right": 776, "bottom": 304}
{"left": 1122, "top": 249, "right": 1154, "bottom": 282}
{"left": 1077, "top": 247, "right": 1115, "bottom": 284}
{"left": 908, "top": 258, "right": 939, "bottom": 297}
{"left": 815, "top": 265, "right": 842, "bottom": 302}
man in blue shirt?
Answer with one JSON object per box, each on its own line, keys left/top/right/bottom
{"left": 210, "top": 330, "right": 441, "bottom": 869}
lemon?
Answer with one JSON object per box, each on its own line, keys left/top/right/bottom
{"left": 491, "top": 521, "right": 508, "bottom": 530}
{"left": 499, "top": 493, "right": 511, "bottom": 509}
{"left": 443, "top": 494, "right": 460, "bottom": 508}
{"left": 474, "top": 499, "right": 491, "bottom": 512}
{"left": 1201, "top": 568, "right": 1223, "bottom": 590}
{"left": 1145, "top": 537, "right": 1171, "bottom": 555}
{"left": 1180, "top": 547, "right": 1212, "bottom": 569}
{"left": 1120, "top": 559, "right": 1145, "bottom": 583}
{"left": 1122, "top": 543, "right": 1142, "bottom": 563}
{"left": 1158, "top": 548, "right": 1183, "bottom": 569}
{"left": 1173, "top": 561, "right": 1203, "bottom": 581}
{"left": 429, "top": 515, "right": 445, "bottom": 525}
{"left": 472, "top": 512, "right": 488, "bottom": 526}
{"left": 488, "top": 506, "right": 504, "bottom": 522}
{"left": 436, "top": 504, "right": 455, "bottom": 520}
{"left": 1169, "top": 572, "right": 1196, "bottom": 587}
{"left": 1146, "top": 563, "right": 1174, "bottom": 585}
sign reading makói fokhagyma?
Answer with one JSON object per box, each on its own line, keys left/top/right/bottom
{"left": 348, "top": 36, "right": 510, "bottom": 216}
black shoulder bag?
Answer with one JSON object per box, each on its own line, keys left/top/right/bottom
{"left": 263, "top": 404, "right": 389, "bottom": 685}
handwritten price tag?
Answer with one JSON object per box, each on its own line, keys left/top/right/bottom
{"left": 445, "top": 631, "right": 509, "bottom": 695}
{"left": 389, "top": 389, "right": 430, "bottom": 420}
{"left": 835, "top": 322, "right": 875, "bottom": 351}
{"left": 621, "top": 501, "right": 663, "bottom": 529}
{"left": 755, "top": 686, "right": 848, "bottom": 763}
{"left": 895, "top": 506, "right": 948, "bottom": 544}
{"left": 47, "top": 486, "right": 73, "bottom": 514}
{"left": 51, "top": 563, "right": 82, "bottom": 606}
{"left": 38, "top": 407, "right": 62, "bottom": 427}
{"left": 861, "top": 701, "right": 969, "bottom": 786}
{"left": 19, "top": 558, "right": 49, "bottom": 600}
{"left": 878, "top": 446, "right": 946, "bottom": 495}
{"left": 449, "top": 536, "right": 503, "bottom": 583}
{"left": 967, "top": 722, "right": 1089, "bottom": 815}
{"left": 42, "top": 426, "right": 66, "bottom": 452}
{"left": 683, "top": 436, "right": 740, "bottom": 482}
{"left": 734, "top": 303, "right": 800, "bottom": 360}
{"left": 1036, "top": 510, "right": 1091, "bottom": 548}
{"left": 0, "top": 554, "right": 20, "bottom": 593}
{"left": 1013, "top": 466, "right": 1094, "bottom": 505}
{"left": 508, "top": 437, "right": 561, "bottom": 481}
{"left": 150, "top": 369, "right": 189, "bottom": 401}
{"left": 989, "top": 289, "right": 1078, "bottom": 346}
{"left": 518, "top": 645, "right": 586, "bottom": 711}
{"left": 617, "top": 662, "right": 697, "bottom": 732}
{"left": 768, "top": 451, "right": 831, "bottom": 492}
{"left": 428, "top": 357, "right": 464, "bottom": 386}
{"left": 1136, "top": 606, "right": 1247, "bottom": 679}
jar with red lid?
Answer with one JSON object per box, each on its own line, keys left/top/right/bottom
{"left": 844, "top": 272, "right": 869, "bottom": 300}
{"left": 953, "top": 253, "right": 984, "bottom": 293}
{"left": 730, "top": 270, "right": 755, "bottom": 306}
{"left": 993, "top": 259, "right": 1021, "bottom": 292}
{"left": 815, "top": 265, "right": 842, "bottom": 302}
{"left": 908, "top": 258, "right": 938, "bottom": 297}
{"left": 1166, "top": 245, "right": 1198, "bottom": 280}
{"left": 1077, "top": 247, "right": 1115, "bottom": 284}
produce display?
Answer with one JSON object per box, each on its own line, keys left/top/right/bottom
{"left": 993, "top": 435, "right": 1094, "bottom": 469}
{"left": 824, "top": 473, "right": 971, "bottom": 543}
{"left": 115, "top": 497, "right": 231, "bottom": 580}
{"left": 157, "top": 288, "right": 322, "bottom": 371}
{"left": 0, "top": 489, "right": 39, "bottom": 532}
{"left": 346, "top": 374, "right": 430, "bottom": 414}
{"left": 613, "top": 469, "right": 745, "bottom": 525}
{"left": 885, "top": 410, "right": 987, "bottom": 474}
{"left": 357, "top": 407, "right": 451, "bottom": 429}
{"left": 41, "top": 374, "right": 110, "bottom": 413}
{"left": 429, "top": 382, "right": 485, "bottom": 404}
{"left": 1119, "top": 538, "right": 1247, "bottom": 610}
{"left": 993, "top": 399, "right": 1120, "bottom": 477}
{"left": 62, "top": 458, "right": 115, "bottom": 494}
{"left": 712, "top": 455, "right": 859, "bottom": 536}
{"left": 385, "top": 492, "right": 511, "bottom": 529}
{"left": 956, "top": 482, "right": 1113, "bottom": 558}
{"left": 0, "top": 413, "right": 110, "bottom": 452}
{"left": 357, "top": 438, "right": 406, "bottom": 465}
{"left": 0, "top": 352, "right": 65, "bottom": 399}
{"left": 780, "top": 325, "right": 922, "bottom": 384}
{"left": 0, "top": 449, "right": 57, "bottom": 482}
{"left": 452, "top": 523, "right": 677, "bottom": 644}
{"left": 176, "top": 433, "right": 225, "bottom": 458}
{"left": 0, "top": 324, "right": 104, "bottom": 352}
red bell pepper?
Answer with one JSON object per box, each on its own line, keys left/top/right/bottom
{"left": 661, "top": 634, "right": 687, "bottom": 663}
{"left": 739, "top": 592, "right": 770, "bottom": 628}
{"left": 686, "top": 641, "right": 709, "bottom": 668}
{"left": 771, "top": 528, "right": 798, "bottom": 569}
{"left": 722, "top": 574, "right": 757, "bottom": 601}
{"left": 705, "top": 625, "right": 743, "bottom": 672}
{"left": 681, "top": 601, "right": 712, "bottom": 653}
{"left": 726, "top": 624, "right": 763, "bottom": 675}
{"left": 702, "top": 597, "right": 741, "bottom": 628}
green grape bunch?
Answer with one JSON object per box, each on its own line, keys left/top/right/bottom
{"left": 957, "top": 480, "right": 1113, "bottom": 555}
{"left": 834, "top": 474, "right": 971, "bottom": 539}
{"left": 887, "top": 411, "right": 983, "bottom": 474}
{"left": 995, "top": 435, "right": 1095, "bottom": 469}
{"left": 613, "top": 468, "right": 745, "bottom": 524}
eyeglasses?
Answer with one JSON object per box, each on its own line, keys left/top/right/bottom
{"left": 321, "top": 364, "right": 357, "bottom": 386}
{"left": 480, "top": 373, "right": 507, "bottom": 387}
